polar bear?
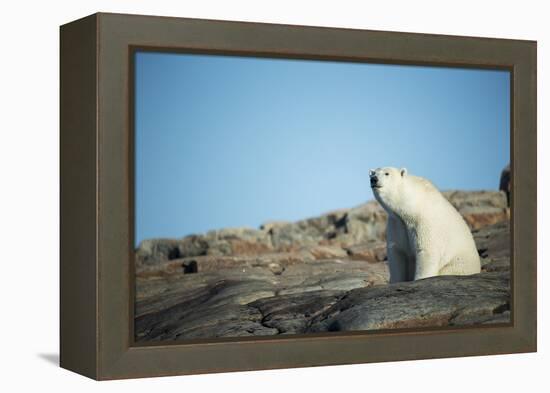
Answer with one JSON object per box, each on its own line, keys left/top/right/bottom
{"left": 369, "top": 167, "right": 481, "bottom": 283}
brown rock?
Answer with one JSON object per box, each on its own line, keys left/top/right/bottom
{"left": 462, "top": 211, "right": 509, "bottom": 230}
{"left": 443, "top": 190, "right": 509, "bottom": 229}
{"left": 345, "top": 241, "right": 387, "bottom": 262}
{"left": 301, "top": 245, "right": 349, "bottom": 260}
{"left": 260, "top": 221, "right": 292, "bottom": 232}
{"left": 134, "top": 257, "right": 390, "bottom": 341}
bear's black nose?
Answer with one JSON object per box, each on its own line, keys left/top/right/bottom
{"left": 370, "top": 175, "right": 378, "bottom": 187}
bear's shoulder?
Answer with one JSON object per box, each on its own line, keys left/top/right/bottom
{"left": 407, "top": 175, "right": 439, "bottom": 195}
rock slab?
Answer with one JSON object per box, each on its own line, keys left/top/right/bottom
{"left": 135, "top": 203, "right": 510, "bottom": 342}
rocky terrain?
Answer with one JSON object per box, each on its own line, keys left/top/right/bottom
{"left": 135, "top": 190, "right": 510, "bottom": 342}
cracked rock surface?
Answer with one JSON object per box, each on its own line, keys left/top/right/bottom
{"left": 307, "top": 271, "right": 510, "bottom": 332}
{"left": 135, "top": 191, "right": 510, "bottom": 342}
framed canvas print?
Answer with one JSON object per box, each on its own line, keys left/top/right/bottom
{"left": 60, "top": 12, "right": 537, "bottom": 380}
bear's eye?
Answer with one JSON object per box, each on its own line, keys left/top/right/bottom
{"left": 385, "top": 172, "right": 389, "bottom": 176}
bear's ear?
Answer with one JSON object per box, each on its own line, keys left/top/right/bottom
{"left": 400, "top": 168, "right": 408, "bottom": 177}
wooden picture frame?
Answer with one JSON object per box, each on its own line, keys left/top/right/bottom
{"left": 60, "top": 12, "right": 537, "bottom": 380}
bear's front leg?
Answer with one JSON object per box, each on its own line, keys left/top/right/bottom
{"left": 414, "top": 250, "right": 440, "bottom": 280}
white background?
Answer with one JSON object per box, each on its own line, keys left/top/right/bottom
{"left": 0, "top": 0, "right": 546, "bottom": 391}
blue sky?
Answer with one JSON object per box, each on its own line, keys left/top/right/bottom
{"left": 135, "top": 51, "right": 510, "bottom": 245}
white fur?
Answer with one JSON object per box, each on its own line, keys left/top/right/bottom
{"left": 370, "top": 167, "right": 481, "bottom": 282}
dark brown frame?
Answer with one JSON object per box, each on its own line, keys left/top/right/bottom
{"left": 60, "top": 12, "right": 537, "bottom": 380}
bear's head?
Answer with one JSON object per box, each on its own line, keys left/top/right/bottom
{"left": 369, "top": 166, "right": 408, "bottom": 213}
